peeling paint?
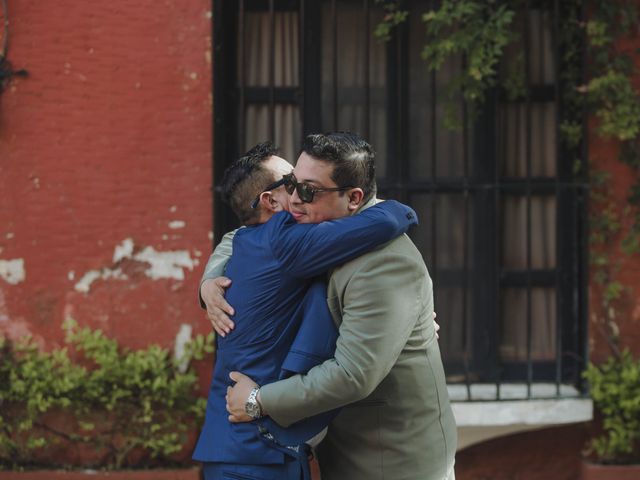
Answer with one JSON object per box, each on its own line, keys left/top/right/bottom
{"left": 174, "top": 323, "right": 192, "bottom": 373}
{"left": 134, "top": 246, "right": 195, "bottom": 280}
{"left": 68, "top": 271, "right": 75, "bottom": 281}
{"left": 74, "top": 267, "right": 127, "bottom": 293}
{"left": 74, "top": 239, "right": 197, "bottom": 293}
{"left": 170, "top": 205, "right": 178, "bottom": 213}
{"left": 0, "top": 258, "right": 26, "bottom": 285}
{"left": 113, "top": 238, "right": 135, "bottom": 263}
{"left": 168, "top": 220, "right": 186, "bottom": 229}
{"left": 6, "top": 232, "right": 14, "bottom": 239}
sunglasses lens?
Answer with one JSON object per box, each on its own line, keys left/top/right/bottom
{"left": 282, "top": 174, "right": 315, "bottom": 203}
{"left": 298, "top": 183, "right": 314, "bottom": 203}
{"left": 284, "top": 182, "right": 294, "bottom": 195}
{"left": 283, "top": 174, "right": 294, "bottom": 194}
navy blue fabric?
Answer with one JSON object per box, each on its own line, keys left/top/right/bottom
{"left": 193, "top": 201, "right": 417, "bottom": 468}
{"left": 202, "top": 458, "right": 303, "bottom": 480}
{"left": 256, "top": 281, "right": 339, "bottom": 447}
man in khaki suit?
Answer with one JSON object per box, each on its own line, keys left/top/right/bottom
{"left": 208, "top": 132, "right": 457, "bottom": 480}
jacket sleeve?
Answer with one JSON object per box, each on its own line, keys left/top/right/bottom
{"left": 271, "top": 200, "right": 418, "bottom": 279}
{"left": 280, "top": 279, "right": 338, "bottom": 377}
{"left": 197, "top": 229, "right": 236, "bottom": 309}
{"left": 254, "top": 279, "right": 341, "bottom": 446}
{"left": 260, "top": 249, "right": 432, "bottom": 426}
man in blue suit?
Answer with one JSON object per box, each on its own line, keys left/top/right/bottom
{"left": 193, "top": 141, "right": 418, "bottom": 479}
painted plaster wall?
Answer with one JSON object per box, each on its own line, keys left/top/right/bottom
{"left": 0, "top": 1, "right": 213, "bottom": 361}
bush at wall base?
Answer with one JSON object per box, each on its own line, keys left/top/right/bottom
{"left": 0, "top": 319, "right": 214, "bottom": 472}
{"left": 580, "top": 349, "right": 640, "bottom": 479}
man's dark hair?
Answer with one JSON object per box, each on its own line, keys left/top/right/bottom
{"left": 300, "top": 132, "right": 377, "bottom": 203}
{"left": 220, "top": 142, "right": 279, "bottom": 224}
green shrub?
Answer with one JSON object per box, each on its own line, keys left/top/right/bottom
{"left": 0, "top": 319, "right": 214, "bottom": 470}
{"left": 583, "top": 349, "right": 640, "bottom": 465}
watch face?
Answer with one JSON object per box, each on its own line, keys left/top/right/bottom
{"left": 246, "top": 401, "right": 260, "bottom": 418}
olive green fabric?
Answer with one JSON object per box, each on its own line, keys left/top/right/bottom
{"left": 260, "top": 211, "right": 457, "bottom": 480}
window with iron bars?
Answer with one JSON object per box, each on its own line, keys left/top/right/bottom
{"left": 212, "top": 0, "right": 589, "bottom": 400}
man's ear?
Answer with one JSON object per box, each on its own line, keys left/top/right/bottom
{"left": 258, "top": 191, "right": 280, "bottom": 213}
{"left": 346, "top": 188, "right": 365, "bottom": 212}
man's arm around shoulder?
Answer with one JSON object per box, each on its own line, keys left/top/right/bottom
{"left": 259, "top": 248, "right": 430, "bottom": 427}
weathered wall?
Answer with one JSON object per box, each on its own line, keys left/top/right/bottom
{"left": 586, "top": 7, "right": 640, "bottom": 363}
{"left": 457, "top": 424, "right": 588, "bottom": 480}
{"left": 0, "top": 1, "right": 213, "bottom": 360}
{"left": 588, "top": 131, "right": 640, "bottom": 363}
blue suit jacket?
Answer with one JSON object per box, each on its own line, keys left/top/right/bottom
{"left": 193, "top": 201, "right": 417, "bottom": 465}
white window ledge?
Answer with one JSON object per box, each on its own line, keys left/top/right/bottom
{"left": 447, "top": 383, "right": 593, "bottom": 450}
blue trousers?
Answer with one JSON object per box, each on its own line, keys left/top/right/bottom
{"left": 202, "top": 459, "right": 303, "bottom": 480}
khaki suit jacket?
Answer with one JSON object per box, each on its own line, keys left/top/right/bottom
{"left": 260, "top": 204, "right": 457, "bottom": 480}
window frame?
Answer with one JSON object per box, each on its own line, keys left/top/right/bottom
{"left": 212, "top": 0, "right": 589, "bottom": 394}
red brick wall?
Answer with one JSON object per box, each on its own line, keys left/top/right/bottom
{"left": 583, "top": 17, "right": 640, "bottom": 363}
{"left": 0, "top": 1, "right": 213, "bottom": 359}
{"left": 456, "top": 425, "right": 589, "bottom": 480}
{"left": 588, "top": 131, "right": 640, "bottom": 363}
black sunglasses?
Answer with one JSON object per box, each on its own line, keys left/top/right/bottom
{"left": 283, "top": 173, "right": 353, "bottom": 203}
{"left": 250, "top": 176, "right": 289, "bottom": 209}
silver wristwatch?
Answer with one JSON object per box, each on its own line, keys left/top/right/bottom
{"left": 245, "top": 386, "right": 263, "bottom": 419}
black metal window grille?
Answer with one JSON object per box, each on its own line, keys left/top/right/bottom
{"left": 212, "top": 0, "right": 588, "bottom": 399}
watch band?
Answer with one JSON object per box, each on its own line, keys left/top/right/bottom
{"left": 245, "top": 386, "right": 262, "bottom": 419}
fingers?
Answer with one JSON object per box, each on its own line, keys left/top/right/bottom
{"left": 213, "top": 294, "right": 235, "bottom": 317}
{"left": 201, "top": 277, "right": 234, "bottom": 314}
{"left": 210, "top": 320, "right": 228, "bottom": 337}
{"left": 213, "top": 277, "right": 235, "bottom": 315}
{"left": 201, "top": 277, "right": 236, "bottom": 337}
{"left": 225, "top": 392, "right": 232, "bottom": 414}
{"left": 229, "top": 371, "right": 246, "bottom": 383}
{"left": 214, "top": 276, "right": 232, "bottom": 288}
{"left": 225, "top": 372, "right": 257, "bottom": 424}
{"left": 208, "top": 309, "right": 235, "bottom": 337}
